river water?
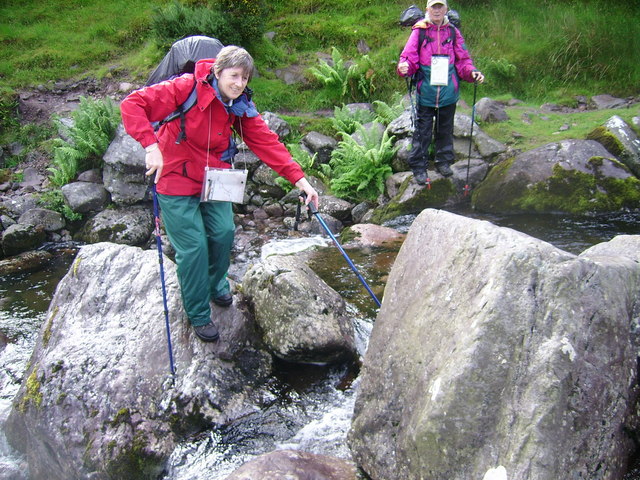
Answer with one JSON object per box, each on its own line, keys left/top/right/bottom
{"left": 1, "top": 209, "right": 639, "bottom": 479}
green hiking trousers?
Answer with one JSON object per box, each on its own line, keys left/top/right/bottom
{"left": 157, "top": 194, "right": 234, "bottom": 327}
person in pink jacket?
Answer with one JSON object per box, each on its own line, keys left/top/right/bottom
{"left": 121, "top": 46, "right": 319, "bottom": 342}
{"left": 398, "top": 0, "right": 484, "bottom": 184}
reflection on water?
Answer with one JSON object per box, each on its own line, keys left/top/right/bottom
{"left": 451, "top": 207, "right": 640, "bottom": 255}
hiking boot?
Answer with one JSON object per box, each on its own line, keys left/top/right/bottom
{"left": 413, "top": 171, "right": 428, "bottom": 185}
{"left": 193, "top": 320, "right": 219, "bottom": 342}
{"left": 213, "top": 292, "right": 233, "bottom": 307}
{"left": 435, "top": 162, "right": 453, "bottom": 178}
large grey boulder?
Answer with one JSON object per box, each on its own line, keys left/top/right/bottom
{"left": 318, "top": 195, "right": 354, "bottom": 222}
{"left": 387, "top": 110, "right": 506, "bottom": 162}
{"left": 370, "top": 159, "right": 487, "bottom": 224}
{"left": 242, "top": 253, "right": 357, "bottom": 364}
{"left": 453, "top": 113, "right": 507, "bottom": 160}
{"left": 587, "top": 115, "right": 640, "bottom": 178}
{"left": 301, "top": 132, "right": 338, "bottom": 165}
{"left": 475, "top": 97, "right": 508, "bottom": 123}
{"left": 261, "top": 112, "right": 291, "bottom": 139}
{"left": 349, "top": 209, "right": 640, "bottom": 480}
{"left": 5, "top": 242, "right": 272, "bottom": 479}
{"left": 18, "top": 208, "right": 64, "bottom": 232}
{"left": 102, "top": 124, "right": 148, "bottom": 205}
{"left": 591, "top": 94, "right": 627, "bottom": 110}
{"left": 0, "top": 193, "right": 38, "bottom": 218}
{"left": 387, "top": 109, "right": 413, "bottom": 139}
{"left": 473, "top": 139, "right": 640, "bottom": 214}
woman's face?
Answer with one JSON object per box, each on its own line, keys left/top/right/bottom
{"left": 427, "top": 3, "right": 448, "bottom": 25}
{"left": 215, "top": 67, "right": 249, "bottom": 103}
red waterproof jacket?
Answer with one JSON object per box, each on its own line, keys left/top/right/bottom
{"left": 121, "top": 59, "right": 304, "bottom": 196}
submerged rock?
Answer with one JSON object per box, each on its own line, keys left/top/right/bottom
{"left": 224, "top": 449, "right": 357, "bottom": 480}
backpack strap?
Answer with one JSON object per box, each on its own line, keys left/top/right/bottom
{"left": 442, "top": 25, "right": 457, "bottom": 47}
{"left": 152, "top": 80, "right": 198, "bottom": 144}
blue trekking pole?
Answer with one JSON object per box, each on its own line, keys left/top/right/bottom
{"left": 152, "top": 184, "right": 176, "bottom": 375}
{"left": 302, "top": 194, "right": 382, "bottom": 308}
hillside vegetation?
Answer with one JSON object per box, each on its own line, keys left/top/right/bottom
{"left": 0, "top": 0, "right": 638, "bottom": 158}
{"left": 2, "top": 0, "right": 639, "bottom": 100}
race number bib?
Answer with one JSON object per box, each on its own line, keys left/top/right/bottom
{"left": 200, "top": 167, "right": 248, "bottom": 204}
{"left": 430, "top": 55, "right": 449, "bottom": 86}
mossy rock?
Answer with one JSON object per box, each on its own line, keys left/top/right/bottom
{"left": 586, "top": 126, "right": 625, "bottom": 158}
{"left": 473, "top": 140, "right": 640, "bottom": 215}
{"left": 371, "top": 177, "right": 456, "bottom": 224}
{"left": 474, "top": 158, "right": 640, "bottom": 214}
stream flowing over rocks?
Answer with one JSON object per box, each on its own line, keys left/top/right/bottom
{"left": 5, "top": 240, "right": 362, "bottom": 479}
{"left": 4, "top": 211, "right": 640, "bottom": 479}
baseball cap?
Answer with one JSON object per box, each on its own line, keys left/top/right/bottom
{"left": 427, "top": 0, "right": 447, "bottom": 7}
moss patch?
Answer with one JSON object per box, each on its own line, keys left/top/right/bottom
{"left": 339, "top": 226, "right": 361, "bottom": 244}
{"left": 471, "top": 156, "right": 524, "bottom": 213}
{"left": 371, "top": 178, "right": 455, "bottom": 224}
{"left": 42, "top": 306, "right": 59, "bottom": 347}
{"left": 17, "top": 369, "right": 43, "bottom": 413}
{"left": 111, "top": 408, "right": 131, "bottom": 427}
{"left": 104, "top": 432, "right": 164, "bottom": 480}
{"left": 516, "top": 163, "right": 640, "bottom": 214}
{"left": 586, "top": 126, "right": 625, "bottom": 158}
{"left": 474, "top": 156, "right": 640, "bottom": 214}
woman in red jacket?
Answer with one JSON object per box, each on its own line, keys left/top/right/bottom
{"left": 121, "top": 46, "right": 319, "bottom": 342}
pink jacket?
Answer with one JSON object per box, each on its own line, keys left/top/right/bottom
{"left": 398, "top": 19, "right": 477, "bottom": 107}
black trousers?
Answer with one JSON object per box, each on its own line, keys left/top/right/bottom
{"left": 408, "top": 103, "right": 456, "bottom": 173}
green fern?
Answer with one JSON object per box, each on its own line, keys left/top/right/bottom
{"left": 331, "top": 104, "right": 377, "bottom": 135}
{"left": 309, "top": 47, "right": 350, "bottom": 101}
{"left": 37, "top": 189, "right": 82, "bottom": 222}
{"left": 372, "top": 93, "right": 407, "bottom": 125}
{"left": 276, "top": 143, "right": 331, "bottom": 192}
{"left": 48, "top": 97, "right": 120, "bottom": 186}
{"left": 347, "top": 54, "right": 375, "bottom": 102}
{"left": 310, "top": 47, "right": 380, "bottom": 104}
{"left": 329, "top": 123, "right": 396, "bottom": 203}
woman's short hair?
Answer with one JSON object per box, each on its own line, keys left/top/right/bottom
{"left": 213, "top": 46, "right": 255, "bottom": 80}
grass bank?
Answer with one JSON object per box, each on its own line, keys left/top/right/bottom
{"left": 1, "top": 0, "right": 638, "bottom": 104}
{"left": 1, "top": 0, "right": 639, "bottom": 152}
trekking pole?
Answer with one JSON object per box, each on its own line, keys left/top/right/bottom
{"left": 406, "top": 77, "right": 416, "bottom": 130}
{"left": 301, "top": 193, "right": 382, "bottom": 308}
{"left": 152, "top": 184, "right": 176, "bottom": 375}
{"left": 464, "top": 81, "right": 478, "bottom": 196}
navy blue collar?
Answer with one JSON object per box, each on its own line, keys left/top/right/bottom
{"left": 211, "top": 78, "right": 258, "bottom": 118}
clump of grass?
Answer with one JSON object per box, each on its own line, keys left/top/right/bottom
{"left": 0, "top": 0, "right": 155, "bottom": 88}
